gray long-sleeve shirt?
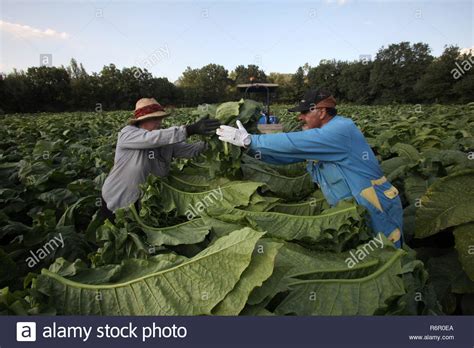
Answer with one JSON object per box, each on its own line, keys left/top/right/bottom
{"left": 101, "top": 125, "right": 206, "bottom": 212}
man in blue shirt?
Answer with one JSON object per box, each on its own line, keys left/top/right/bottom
{"left": 216, "top": 89, "right": 403, "bottom": 248}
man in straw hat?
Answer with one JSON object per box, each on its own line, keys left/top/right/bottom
{"left": 101, "top": 97, "right": 220, "bottom": 219}
{"left": 217, "top": 88, "right": 404, "bottom": 248}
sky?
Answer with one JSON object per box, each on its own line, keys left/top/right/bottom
{"left": 0, "top": 0, "right": 472, "bottom": 82}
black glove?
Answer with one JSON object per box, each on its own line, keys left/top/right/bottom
{"left": 186, "top": 115, "right": 221, "bottom": 136}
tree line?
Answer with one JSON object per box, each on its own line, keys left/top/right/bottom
{"left": 0, "top": 42, "right": 472, "bottom": 114}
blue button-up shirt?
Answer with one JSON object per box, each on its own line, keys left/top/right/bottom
{"left": 248, "top": 115, "right": 403, "bottom": 247}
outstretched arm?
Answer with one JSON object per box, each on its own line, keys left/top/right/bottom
{"left": 118, "top": 126, "right": 188, "bottom": 150}
{"left": 172, "top": 141, "right": 207, "bottom": 158}
{"left": 249, "top": 128, "right": 349, "bottom": 163}
{"left": 217, "top": 121, "right": 350, "bottom": 164}
{"left": 118, "top": 117, "right": 220, "bottom": 150}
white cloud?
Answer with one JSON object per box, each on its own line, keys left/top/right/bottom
{"left": 460, "top": 46, "right": 474, "bottom": 55}
{"left": 325, "top": 0, "right": 350, "bottom": 5}
{"left": 0, "top": 20, "right": 69, "bottom": 40}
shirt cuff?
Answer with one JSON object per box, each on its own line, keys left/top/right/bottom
{"left": 248, "top": 134, "right": 259, "bottom": 150}
{"left": 180, "top": 125, "right": 189, "bottom": 139}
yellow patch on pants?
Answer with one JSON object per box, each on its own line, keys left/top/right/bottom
{"left": 388, "top": 228, "right": 401, "bottom": 243}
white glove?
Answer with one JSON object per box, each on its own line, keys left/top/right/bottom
{"left": 216, "top": 120, "right": 252, "bottom": 147}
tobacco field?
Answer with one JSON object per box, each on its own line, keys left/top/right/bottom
{"left": 1, "top": 101, "right": 473, "bottom": 315}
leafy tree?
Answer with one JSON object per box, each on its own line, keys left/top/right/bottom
{"left": 338, "top": 61, "right": 373, "bottom": 104}
{"left": 306, "top": 60, "right": 345, "bottom": 96}
{"left": 178, "top": 64, "right": 230, "bottom": 105}
{"left": 21, "top": 66, "right": 71, "bottom": 112}
{"left": 66, "top": 58, "right": 87, "bottom": 79}
{"left": 2, "top": 41, "right": 474, "bottom": 113}
{"left": 0, "top": 71, "right": 32, "bottom": 113}
{"left": 291, "top": 66, "right": 307, "bottom": 100}
{"left": 230, "top": 64, "right": 267, "bottom": 84}
{"left": 369, "top": 42, "right": 433, "bottom": 103}
{"left": 97, "top": 64, "right": 123, "bottom": 109}
{"left": 66, "top": 59, "right": 98, "bottom": 110}
{"left": 452, "top": 69, "right": 474, "bottom": 103}
{"left": 0, "top": 74, "right": 5, "bottom": 113}
{"left": 141, "top": 77, "right": 179, "bottom": 106}
{"left": 415, "top": 46, "right": 473, "bottom": 103}
{"left": 268, "top": 72, "right": 293, "bottom": 103}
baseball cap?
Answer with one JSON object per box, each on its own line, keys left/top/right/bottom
{"left": 288, "top": 88, "right": 336, "bottom": 112}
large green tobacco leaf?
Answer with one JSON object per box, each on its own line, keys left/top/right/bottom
{"left": 270, "top": 197, "right": 328, "bottom": 215}
{"left": 168, "top": 174, "right": 211, "bottom": 192}
{"left": 415, "top": 170, "right": 474, "bottom": 239}
{"left": 403, "top": 175, "right": 428, "bottom": 206}
{"left": 168, "top": 174, "right": 230, "bottom": 193}
{"left": 453, "top": 223, "right": 474, "bottom": 281}
{"left": 141, "top": 176, "right": 263, "bottom": 218}
{"left": 91, "top": 219, "right": 149, "bottom": 266}
{"left": 57, "top": 195, "right": 95, "bottom": 227}
{"left": 0, "top": 248, "right": 18, "bottom": 286}
{"left": 422, "top": 149, "right": 474, "bottom": 174}
{"left": 43, "top": 227, "right": 92, "bottom": 264}
{"left": 194, "top": 102, "right": 262, "bottom": 178}
{"left": 179, "top": 100, "right": 261, "bottom": 180}
{"left": 237, "top": 99, "right": 262, "bottom": 126}
{"left": 248, "top": 241, "right": 384, "bottom": 306}
{"left": 240, "top": 303, "right": 275, "bottom": 316}
{"left": 391, "top": 143, "right": 421, "bottom": 162}
{"left": 241, "top": 162, "right": 313, "bottom": 200}
{"left": 213, "top": 239, "right": 282, "bottom": 315}
{"left": 0, "top": 162, "right": 18, "bottom": 189}
{"left": 375, "top": 247, "right": 443, "bottom": 315}
{"left": 210, "top": 200, "right": 366, "bottom": 250}
{"left": 274, "top": 248, "right": 406, "bottom": 315}
{"left": 381, "top": 157, "right": 407, "bottom": 176}
{"left": 200, "top": 216, "right": 250, "bottom": 240}
{"left": 215, "top": 101, "right": 242, "bottom": 124}
{"left": 243, "top": 192, "right": 280, "bottom": 212}
{"left": 128, "top": 205, "right": 211, "bottom": 247}
{"left": 212, "top": 99, "right": 261, "bottom": 126}
{"left": 245, "top": 240, "right": 408, "bottom": 315}
{"left": 200, "top": 138, "right": 242, "bottom": 178}
{"left": 241, "top": 153, "right": 307, "bottom": 177}
{"left": 425, "top": 251, "right": 474, "bottom": 314}
{"left": 0, "top": 287, "right": 31, "bottom": 315}
{"left": 35, "top": 228, "right": 265, "bottom": 315}
{"left": 37, "top": 188, "right": 78, "bottom": 208}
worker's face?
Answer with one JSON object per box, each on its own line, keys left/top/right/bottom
{"left": 139, "top": 117, "right": 163, "bottom": 131}
{"left": 298, "top": 107, "right": 327, "bottom": 130}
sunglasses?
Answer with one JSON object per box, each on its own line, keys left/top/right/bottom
{"left": 300, "top": 107, "right": 324, "bottom": 115}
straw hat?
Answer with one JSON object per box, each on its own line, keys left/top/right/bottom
{"left": 129, "top": 98, "right": 170, "bottom": 124}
